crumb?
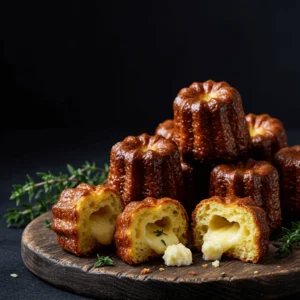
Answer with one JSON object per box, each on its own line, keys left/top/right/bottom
{"left": 277, "top": 266, "right": 281, "bottom": 268}
{"left": 141, "top": 268, "right": 150, "bottom": 275}
{"left": 10, "top": 274, "right": 18, "bottom": 278}
{"left": 212, "top": 260, "right": 220, "bottom": 268}
{"left": 159, "top": 268, "right": 165, "bottom": 272}
{"left": 152, "top": 266, "right": 156, "bottom": 268}
{"left": 220, "top": 272, "right": 226, "bottom": 278}
{"left": 188, "top": 271, "right": 196, "bottom": 275}
{"left": 202, "top": 264, "right": 208, "bottom": 268}
{"left": 254, "top": 270, "right": 259, "bottom": 274}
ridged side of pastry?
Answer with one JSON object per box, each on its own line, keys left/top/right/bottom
{"left": 246, "top": 113, "right": 288, "bottom": 161}
{"left": 192, "top": 196, "right": 269, "bottom": 263}
{"left": 108, "top": 133, "right": 184, "bottom": 206}
{"left": 52, "top": 183, "right": 123, "bottom": 256}
{"left": 115, "top": 197, "right": 188, "bottom": 265}
{"left": 173, "top": 80, "right": 249, "bottom": 164}
{"left": 274, "top": 146, "right": 300, "bottom": 217}
{"left": 210, "top": 159, "right": 282, "bottom": 232}
{"left": 155, "top": 119, "right": 174, "bottom": 140}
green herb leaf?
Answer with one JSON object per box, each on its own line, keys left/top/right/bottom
{"left": 273, "top": 221, "right": 300, "bottom": 256}
{"left": 154, "top": 229, "right": 167, "bottom": 236}
{"left": 4, "top": 162, "right": 109, "bottom": 228}
{"left": 45, "top": 219, "right": 51, "bottom": 228}
{"left": 161, "top": 239, "right": 167, "bottom": 246}
{"left": 94, "top": 254, "right": 113, "bottom": 268}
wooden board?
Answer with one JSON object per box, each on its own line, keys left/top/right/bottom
{"left": 22, "top": 212, "right": 300, "bottom": 300}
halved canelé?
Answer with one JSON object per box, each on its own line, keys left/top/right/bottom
{"left": 51, "top": 183, "right": 123, "bottom": 256}
{"left": 210, "top": 158, "right": 282, "bottom": 232}
{"left": 173, "top": 80, "right": 249, "bottom": 164}
{"left": 246, "top": 113, "right": 288, "bottom": 161}
{"left": 192, "top": 196, "right": 269, "bottom": 263}
{"left": 108, "top": 133, "right": 184, "bottom": 206}
{"left": 115, "top": 197, "right": 188, "bottom": 265}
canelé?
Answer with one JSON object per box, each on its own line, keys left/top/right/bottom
{"left": 173, "top": 80, "right": 249, "bottom": 164}
{"left": 108, "top": 133, "right": 184, "bottom": 206}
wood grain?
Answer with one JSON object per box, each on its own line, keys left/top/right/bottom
{"left": 22, "top": 212, "right": 300, "bottom": 300}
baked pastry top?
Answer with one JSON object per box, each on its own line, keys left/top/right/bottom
{"left": 173, "top": 80, "right": 249, "bottom": 164}
{"left": 108, "top": 133, "right": 184, "bottom": 206}
{"left": 155, "top": 119, "right": 174, "bottom": 140}
{"left": 274, "top": 146, "right": 300, "bottom": 217}
{"left": 246, "top": 113, "right": 288, "bottom": 161}
{"left": 210, "top": 158, "right": 281, "bottom": 232}
{"left": 192, "top": 195, "right": 269, "bottom": 263}
{"left": 52, "top": 183, "right": 123, "bottom": 256}
{"left": 115, "top": 197, "right": 188, "bottom": 265}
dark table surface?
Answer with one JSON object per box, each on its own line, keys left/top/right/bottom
{"left": 1, "top": 129, "right": 300, "bottom": 300}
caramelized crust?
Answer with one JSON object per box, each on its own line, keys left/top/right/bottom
{"left": 246, "top": 113, "right": 288, "bottom": 161}
{"left": 108, "top": 133, "right": 184, "bottom": 206}
{"left": 273, "top": 146, "right": 300, "bottom": 217}
{"left": 181, "top": 160, "right": 212, "bottom": 217}
{"left": 115, "top": 197, "right": 189, "bottom": 265}
{"left": 210, "top": 158, "right": 282, "bottom": 232}
{"left": 155, "top": 119, "right": 174, "bottom": 140}
{"left": 173, "top": 80, "right": 249, "bottom": 164}
{"left": 192, "top": 195, "right": 269, "bottom": 263}
{"left": 52, "top": 183, "right": 123, "bottom": 256}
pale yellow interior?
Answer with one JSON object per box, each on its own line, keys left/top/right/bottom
{"left": 249, "top": 126, "right": 265, "bottom": 138}
{"left": 199, "top": 92, "right": 218, "bottom": 102}
{"left": 76, "top": 191, "right": 123, "bottom": 254}
{"left": 193, "top": 202, "right": 259, "bottom": 262}
{"left": 128, "top": 203, "right": 187, "bottom": 264}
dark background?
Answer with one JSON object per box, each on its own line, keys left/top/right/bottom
{"left": 1, "top": 1, "right": 300, "bottom": 299}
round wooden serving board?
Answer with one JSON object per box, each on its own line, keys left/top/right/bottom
{"left": 22, "top": 212, "right": 300, "bottom": 300}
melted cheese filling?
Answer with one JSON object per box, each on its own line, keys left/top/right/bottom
{"left": 89, "top": 206, "right": 115, "bottom": 245}
{"left": 145, "top": 217, "right": 179, "bottom": 255}
{"left": 202, "top": 215, "right": 243, "bottom": 261}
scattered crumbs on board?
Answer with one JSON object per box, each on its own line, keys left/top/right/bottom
{"left": 277, "top": 266, "right": 281, "bottom": 268}
{"left": 212, "top": 260, "right": 220, "bottom": 268}
{"left": 159, "top": 268, "right": 165, "bottom": 272}
{"left": 188, "top": 271, "right": 196, "bottom": 276}
{"left": 220, "top": 272, "right": 226, "bottom": 278}
{"left": 141, "top": 268, "right": 150, "bottom": 275}
{"left": 254, "top": 270, "right": 259, "bottom": 275}
{"left": 202, "top": 264, "right": 208, "bottom": 268}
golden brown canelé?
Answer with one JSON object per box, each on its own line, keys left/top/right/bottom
{"left": 115, "top": 197, "right": 189, "bottom": 265}
{"left": 192, "top": 195, "right": 269, "bottom": 263}
{"left": 173, "top": 80, "right": 249, "bottom": 164}
{"left": 51, "top": 183, "right": 123, "bottom": 256}
{"left": 107, "top": 133, "right": 184, "bottom": 206}
{"left": 155, "top": 119, "right": 174, "bottom": 140}
{"left": 210, "top": 158, "right": 281, "bottom": 232}
{"left": 246, "top": 113, "right": 288, "bottom": 161}
{"left": 273, "top": 146, "right": 300, "bottom": 217}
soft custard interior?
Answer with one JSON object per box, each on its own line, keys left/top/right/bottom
{"left": 249, "top": 126, "right": 265, "bottom": 138}
{"left": 193, "top": 202, "right": 259, "bottom": 262}
{"left": 76, "top": 191, "right": 123, "bottom": 254}
{"left": 129, "top": 203, "right": 187, "bottom": 264}
{"left": 199, "top": 92, "right": 218, "bottom": 102}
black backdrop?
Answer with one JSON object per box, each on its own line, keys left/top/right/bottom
{"left": 2, "top": 0, "right": 300, "bottom": 134}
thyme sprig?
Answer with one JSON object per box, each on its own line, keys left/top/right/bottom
{"left": 5, "top": 162, "right": 109, "bottom": 228}
{"left": 154, "top": 229, "right": 167, "bottom": 236}
{"left": 273, "top": 222, "right": 300, "bottom": 256}
{"left": 94, "top": 254, "right": 113, "bottom": 268}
